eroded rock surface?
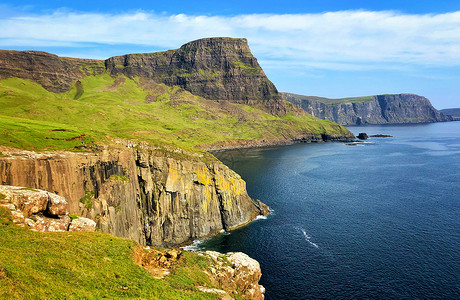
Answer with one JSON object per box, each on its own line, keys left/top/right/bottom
{"left": 203, "top": 251, "right": 265, "bottom": 300}
{"left": 283, "top": 93, "right": 453, "bottom": 125}
{"left": 0, "top": 145, "right": 268, "bottom": 246}
{"left": 0, "top": 185, "right": 95, "bottom": 232}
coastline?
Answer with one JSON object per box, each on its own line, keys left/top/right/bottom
{"left": 199, "top": 132, "right": 355, "bottom": 152}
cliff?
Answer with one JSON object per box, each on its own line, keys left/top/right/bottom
{"left": 0, "top": 145, "right": 267, "bottom": 247}
{"left": 282, "top": 92, "right": 453, "bottom": 125}
{"left": 106, "top": 37, "right": 286, "bottom": 114}
{"left": 0, "top": 50, "right": 105, "bottom": 93}
{"left": 0, "top": 38, "right": 286, "bottom": 115}
{"left": 0, "top": 38, "right": 353, "bottom": 248}
{"left": 440, "top": 108, "right": 460, "bottom": 120}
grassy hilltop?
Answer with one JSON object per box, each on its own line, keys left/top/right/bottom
{"left": 0, "top": 75, "right": 351, "bottom": 154}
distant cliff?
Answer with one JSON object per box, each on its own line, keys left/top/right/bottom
{"left": 0, "top": 145, "right": 268, "bottom": 247}
{"left": 282, "top": 93, "right": 453, "bottom": 125}
{"left": 440, "top": 108, "right": 460, "bottom": 120}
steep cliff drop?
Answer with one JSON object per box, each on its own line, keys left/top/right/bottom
{"left": 282, "top": 92, "right": 453, "bottom": 125}
{"left": 0, "top": 37, "right": 352, "bottom": 247}
{"left": 0, "top": 145, "right": 268, "bottom": 247}
{"left": 106, "top": 37, "right": 287, "bottom": 115}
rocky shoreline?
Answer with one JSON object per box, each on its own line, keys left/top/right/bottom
{"left": 200, "top": 132, "right": 355, "bottom": 152}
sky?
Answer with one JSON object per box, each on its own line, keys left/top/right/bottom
{"left": 1, "top": 1, "right": 460, "bottom": 109}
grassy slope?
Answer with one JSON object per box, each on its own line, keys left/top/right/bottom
{"left": 282, "top": 92, "right": 374, "bottom": 106}
{"left": 0, "top": 76, "right": 351, "bottom": 153}
{"left": 0, "top": 207, "right": 220, "bottom": 300}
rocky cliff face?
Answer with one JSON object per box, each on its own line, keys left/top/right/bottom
{"left": 0, "top": 146, "right": 267, "bottom": 247}
{"left": 282, "top": 93, "right": 453, "bottom": 125}
{"left": 0, "top": 38, "right": 286, "bottom": 115}
{"left": 0, "top": 50, "right": 104, "bottom": 93}
{"left": 106, "top": 37, "right": 286, "bottom": 114}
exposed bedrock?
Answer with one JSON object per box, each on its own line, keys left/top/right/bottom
{"left": 282, "top": 93, "right": 453, "bottom": 125}
{"left": 0, "top": 147, "right": 267, "bottom": 247}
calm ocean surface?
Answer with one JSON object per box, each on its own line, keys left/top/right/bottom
{"left": 200, "top": 122, "right": 460, "bottom": 299}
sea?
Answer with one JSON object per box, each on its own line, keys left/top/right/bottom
{"left": 197, "top": 122, "right": 460, "bottom": 299}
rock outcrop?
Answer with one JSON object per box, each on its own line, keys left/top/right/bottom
{"left": 357, "top": 133, "right": 369, "bottom": 140}
{"left": 133, "top": 247, "right": 265, "bottom": 299}
{"left": 202, "top": 251, "right": 265, "bottom": 300}
{"left": 0, "top": 50, "right": 104, "bottom": 93}
{"left": 0, "top": 185, "right": 96, "bottom": 232}
{"left": 0, "top": 145, "right": 268, "bottom": 246}
{"left": 282, "top": 93, "right": 453, "bottom": 125}
{"left": 106, "top": 37, "right": 286, "bottom": 115}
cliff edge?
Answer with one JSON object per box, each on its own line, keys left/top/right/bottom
{"left": 106, "top": 37, "right": 286, "bottom": 114}
{"left": 282, "top": 92, "right": 453, "bottom": 125}
{"left": 0, "top": 145, "right": 268, "bottom": 247}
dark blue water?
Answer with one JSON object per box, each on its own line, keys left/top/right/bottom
{"left": 201, "top": 122, "right": 460, "bottom": 299}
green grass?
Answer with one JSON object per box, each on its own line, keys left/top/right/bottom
{"left": 0, "top": 209, "right": 221, "bottom": 299}
{"left": 0, "top": 76, "right": 351, "bottom": 157}
{"left": 79, "top": 191, "right": 95, "bottom": 210}
{"left": 68, "top": 214, "right": 79, "bottom": 220}
{"left": 108, "top": 175, "right": 129, "bottom": 182}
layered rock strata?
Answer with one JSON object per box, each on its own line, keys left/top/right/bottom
{"left": 0, "top": 38, "right": 286, "bottom": 115}
{"left": 282, "top": 93, "right": 453, "bottom": 125}
{"left": 0, "top": 146, "right": 268, "bottom": 246}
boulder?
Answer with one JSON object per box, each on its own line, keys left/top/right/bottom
{"left": 204, "top": 251, "right": 264, "bottom": 300}
{"left": 357, "top": 132, "right": 369, "bottom": 140}
{"left": 0, "top": 185, "right": 95, "bottom": 233}
{"left": 29, "top": 215, "right": 71, "bottom": 232}
{"left": 46, "top": 193, "right": 68, "bottom": 216}
{"left": 0, "top": 186, "right": 67, "bottom": 217}
{"left": 68, "top": 217, "right": 97, "bottom": 232}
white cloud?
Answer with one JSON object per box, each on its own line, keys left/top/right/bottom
{"left": 1, "top": 9, "right": 460, "bottom": 70}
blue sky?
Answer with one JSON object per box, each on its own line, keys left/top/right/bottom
{"left": 1, "top": 0, "right": 460, "bottom": 109}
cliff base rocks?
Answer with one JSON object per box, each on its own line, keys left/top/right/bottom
{"left": 0, "top": 185, "right": 95, "bottom": 232}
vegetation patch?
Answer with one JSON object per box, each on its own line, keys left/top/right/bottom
{"left": 0, "top": 193, "right": 6, "bottom": 200}
{"left": 79, "top": 190, "right": 95, "bottom": 210}
{"left": 68, "top": 214, "right": 79, "bottom": 220}
{"left": 0, "top": 76, "right": 351, "bottom": 160}
{"left": 0, "top": 207, "right": 13, "bottom": 226}
{"left": 19, "top": 187, "right": 39, "bottom": 192}
{"left": 108, "top": 175, "right": 129, "bottom": 182}
{"left": 0, "top": 223, "right": 219, "bottom": 299}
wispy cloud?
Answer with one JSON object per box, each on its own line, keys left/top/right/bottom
{"left": 1, "top": 9, "right": 460, "bottom": 70}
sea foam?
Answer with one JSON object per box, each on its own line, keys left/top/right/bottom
{"left": 298, "top": 227, "right": 319, "bottom": 248}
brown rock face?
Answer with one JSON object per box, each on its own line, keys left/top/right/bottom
{"left": 0, "top": 50, "right": 104, "bottom": 93}
{"left": 282, "top": 93, "right": 453, "bottom": 125}
{"left": 106, "top": 38, "right": 287, "bottom": 115}
{"left": 0, "top": 37, "right": 288, "bottom": 115}
{"left": 0, "top": 146, "right": 267, "bottom": 246}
